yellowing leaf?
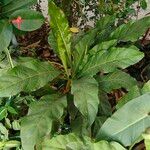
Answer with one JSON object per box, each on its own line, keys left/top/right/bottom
{"left": 70, "top": 27, "right": 79, "bottom": 33}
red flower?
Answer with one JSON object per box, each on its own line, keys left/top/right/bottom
{"left": 11, "top": 16, "right": 23, "bottom": 29}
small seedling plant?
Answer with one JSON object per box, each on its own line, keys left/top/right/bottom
{"left": 0, "top": 1, "right": 150, "bottom": 150}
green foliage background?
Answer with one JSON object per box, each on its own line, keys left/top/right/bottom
{"left": 0, "top": 0, "right": 150, "bottom": 150}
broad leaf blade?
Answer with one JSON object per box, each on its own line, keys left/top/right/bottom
{"left": 0, "top": 60, "right": 60, "bottom": 97}
{"left": 10, "top": 9, "right": 44, "bottom": 31}
{"left": 42, "top": 133, "right": 81, "bottom": 150}
{"left": 80, "top": 46, "right": 144, "bottom": 77}
{"left": 71, "top": 77, "right": 99, "bottom": 126}
{"left": 73, "top": 16, "right": 116, "bottom": 76}
{"left": 98, "top": 70, "right": 137, "bottom": 93}
{"left": 110, "top": 16, "right": 150, "bottom": 42}
{"left": 42, "top": 133, "right": 125, "bottom": 150}
{"left": 96, "top": 94, "right": 150, "bottom": 146}
{"left": 49, "top": 2, "right": 71, "bottom": 75}
{"left": 21, "top": 95, "right": 67, "bottom": 150}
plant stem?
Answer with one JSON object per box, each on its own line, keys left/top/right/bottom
{"left": 64, "top": 79, "right": 71, "bottom": 94}
{"left": 5, "top": 48, "right": 14, "bottom": 68}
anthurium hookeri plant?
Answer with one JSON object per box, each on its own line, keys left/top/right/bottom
{"left": 0, "top": 1, "right": 150, "bottom": 150}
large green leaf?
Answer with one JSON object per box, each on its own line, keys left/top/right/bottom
{"left": 0, "top": 59, "right": 60, "bottom": 97}
{"left": 49, "top": 2, "right": 71, "bottom": 76}
{"left": 71, "top": 77, "right": 99, "bottom": 126}
{"left": 42, "top": 133, "right": 81, "bottom": 150}
{"left": 96, "top": 94, "right": 150, "bottom": 146}
{"left": 98, "top": 70, "right": 137, "bottom": 93}
{"left": 1, "top": 0, "right": 36, "bottom": 15}
{"left": 73, "top": 16, "right": 116, "bottom": 77}
{"left": 10, "top": 9, "right": 44, "bottom": 31}
{"left": 42, "top": 133, "right": 125, "bottom": 150}
{"left": 0, "top": 20, "right": 12, "bottom": 52}
{"left": 79, "top": 46, "right": 144, "bottom": 77}
{"left": 110, "top": 16, "right": 150, "bottom": 42}
{"left": 21, "top": 95, "right": 67, "bottom": 150}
